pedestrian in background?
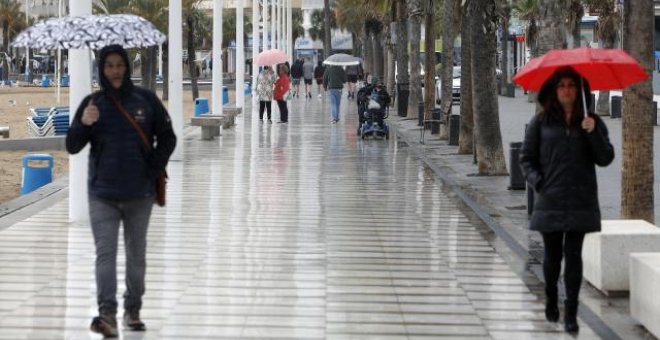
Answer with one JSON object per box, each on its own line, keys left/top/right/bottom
{"left": 323, "top": 65, "right": 346, "bottom": 124}
{"left": 256, "top": 66, "right": 277, "bottom": 123}
{"left": 314, "top": 61, "right": 325, "bottom": 98}
{"left": 345, "top": 64, "right": 359, "bottom": 99}
{"left": 274, "top": 64, "right": 290, "bottom": 123}
{"left": 66, "top": 44, "right": 177, "bottom": 337}
{"left": 290, "top": 59, "right": 303, "bottom": 97}
{"left": 519, "top": 66, "right": 614, "bottom": 334}
{"left": 302, "top": 58, "right": 314, "bottom": 99}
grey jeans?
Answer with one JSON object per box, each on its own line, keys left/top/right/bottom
{"left": 89, "top": 195, "right": 154, "bottom": 314}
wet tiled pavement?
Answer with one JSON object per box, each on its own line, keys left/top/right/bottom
{"left": 0, "top": 94, "right": 612, "bottom": 338}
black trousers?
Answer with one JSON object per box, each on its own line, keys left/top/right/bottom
{"left": 259, "top": 101, "right": 272, "bottom": 120}
{"left": 276, "top": 100, "right": 288, "bottom": 122}
{"left": 541, "top": 231, "right": 586, "bottom": 303}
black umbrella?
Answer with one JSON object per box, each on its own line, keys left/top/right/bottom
{"left": 11, "top": 14, "right": 166, "bottom": 50}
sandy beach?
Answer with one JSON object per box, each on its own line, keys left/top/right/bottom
{"left": 0, "top": 85, "right": 233, "bottom": 205}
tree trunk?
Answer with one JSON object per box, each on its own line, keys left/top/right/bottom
{"left": 395, "top": 0, "right": 409, "bottom": 117}
{"left": 470, "top": 0, "right": 507, "bottom": 175}
{"left": 621, "top": 0, "right": 654, "bottom": 222}
{"left": 440, "top": 0, "right": 457, "bottom": 138}
{"left": 423, "top": 1, "right": 434, "bottom": 123}
{"left": 407, "top": 0, "right": 422, "bottom": 120}
{"left": 323, "top": 0, "right": 331, "bottom": 58}
{"left": 162, "top": 42, "right": 169, "bottom": 100}
{"left": 458, "top": 1, "right": 473, "bottom": 154}
{"left": 500, "top": 18, "right": 509, "bottom": 96}
{"left": 537, "top": 0, "right": 566, "bottom": 55}
{"left": 386, "top": 0, "right": 397, "bottom": 98}
{"left": 187, "top": 15, "right": 199, "bottom": 100}
{"left": 373, "top": 30, "right": 384, "bottom": 79}
{"left": 363, "top": 28, "right": 372, "bottom": 76}
{"left": 570, "top": 0, "right": 583, "bottom": 47}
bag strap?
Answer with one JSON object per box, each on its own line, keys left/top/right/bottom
{"left": 108, "top": 95, "right": 152, "bottom": 151}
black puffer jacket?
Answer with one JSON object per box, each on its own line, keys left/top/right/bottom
{"left": 66, "top": 45, "right": 176, "bottom": 201}
{"left": 520, "top": 113, "right": 614, "bottom": 233}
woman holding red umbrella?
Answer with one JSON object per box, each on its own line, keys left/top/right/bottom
{"left": 519, "top": 66, "right": 614, "bottom": 333}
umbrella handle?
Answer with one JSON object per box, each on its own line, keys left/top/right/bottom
{"left": 581, "top": 77, "right": 588, "bottom": 118}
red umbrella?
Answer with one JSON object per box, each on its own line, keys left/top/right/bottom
{"left": 513, "top": 47, "right": 648, "bottom": 91}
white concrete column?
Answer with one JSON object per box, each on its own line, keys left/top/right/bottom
{"left": 68, "top": 0, "right": 92, "bottom": 222}
{"left": 287, "top": 0, "right": 292, "bottom": 60}
{"left": 251, "top": 0, "right": 260, "bottom": 99}
{"left": 280, "top": 0, "right": 285, "bottom": 51}
{"left": 158, "top": 44, "right": 163, "bottom": 78}
{"left": 169, "top": 0, "right": 184, "bottom": 161}
{"left": 236, "top": 0, "right": 244, "bottom": 108}
{"left": 213, "top": 0, "right": 224, "bottom": 116}
{"left": 271, "top": 0, "right": 276, "bottom": 50}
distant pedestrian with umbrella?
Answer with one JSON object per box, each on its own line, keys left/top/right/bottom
{"left": 273, "top": 64, "right": 291, "bottom": 123}
{"left": 519, "top": 66, "right": 614, "bottom": 333}
{"left": 323, "top": 65, "right": 346, "bottom": 123}
{"left": 256, "top": 66, "right": 277, "bottom": 123}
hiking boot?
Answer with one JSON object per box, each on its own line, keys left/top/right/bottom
{"left": 90, "top": 314, "right": 118, "bottom": 338}
{"left": 123, "top": 309, "right": 146, "bottom": 331}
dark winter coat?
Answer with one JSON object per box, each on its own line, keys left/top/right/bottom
{"left": 520, "top": 113, "right": 614, "bottom": 233}
{"left": 66, "top": 44, "right": 176, "bottom": 201}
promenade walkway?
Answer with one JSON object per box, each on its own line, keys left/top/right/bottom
{"left": 0, "top": 91, "right": 633, "bottom": 339}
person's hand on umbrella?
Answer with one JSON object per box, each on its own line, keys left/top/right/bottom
{"left": 582, "top": 116, "right": 595, "bottom": 133}
{"left": 82, "top": 99, "right": 100, "bottom": 126}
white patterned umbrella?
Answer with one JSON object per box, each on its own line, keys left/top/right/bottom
{"left": 11, "top": 14, "right": 166, "bottom": 50}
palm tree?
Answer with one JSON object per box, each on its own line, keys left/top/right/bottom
{"left": 323, "top": 0, "right": 331, "bottom": 59}
{"left": 621, "top": 0, "right": 654, "bottom": 222}
{"left": 470, "top": 0, "right": 507, "bottom": 175}
{"left": 0, "top": 0, "right": 21, "bottom": 79}
{"left": 406, "top": 0, "right": 423, "bottom": 120}
{"left": 423, "top": 0, "right": 435, "bottom": 126}
{"left": 566, "top": 0, "right": 583, "bottom": 47}
{"left": 93, "top": 0, "right": 130, "bottom": 14}
{"left": 586, "top": 0, "right": 620, "bottom": 115}
{"left": 395, "top": 0, "right": 409, "bottom": 117}
{"left": 439, "top": 0, "right": 459, "bottom": 137}
{"left": 536, "top": 0, "right": 566, "bottom": 55}
{"left": 458, "top": 0, "right": 474, "bottom": 155}
{"left": 182, "top": 0, "right": 208, "bottom": 100}
{"left": 497, "top": 0, "right": 511, "bottom": 96}
{"left": 132, "top": 0, "right": 168, "bottom": 92}
{"left": 512, "top": 0, "right": 539, "bottom": 59}
{"left": 309, "top": 8, "right": 335, "bottom": 60}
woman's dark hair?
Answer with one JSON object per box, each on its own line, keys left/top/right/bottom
{"left": 537, "top": 66, "right": 591, "bottom": 126}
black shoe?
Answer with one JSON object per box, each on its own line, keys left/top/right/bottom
{"left": 545, "top": 288, "right": 559, "bottom": 322}
{"left": 90, "top": 314, "right": 118, "bottom": 338}
{"left": 123, "top": 309, "right": 146, "bottom": 331}
{"left": 564, "top": 300, "right": 579, "bottom": 333}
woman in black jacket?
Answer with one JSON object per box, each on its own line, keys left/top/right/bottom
{"left": 520, "top": 66, "right": 614, "bottom": 333}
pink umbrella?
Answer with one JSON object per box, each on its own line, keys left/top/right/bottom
{"left": 255, "top": 49, "right": 288, "bottom": 66}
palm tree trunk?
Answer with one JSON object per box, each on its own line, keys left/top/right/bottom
{"left": 386, "top": 0, "right": 397, "bottom": 98}
{"left": 501, "top": 18, "right": 509, "bottom": 96}
{"left": 162, "top": 42, "right": 169, "bottom": 100}
{"left": 395, "top": 0, "right": 409, "bottom": 117}
{"left": 363, "top": 28, "right": 372, "bottom": 76}
{"left": 621, "top": 0, "right": 654, "bottom": 222}
{"left": 423, "top": 1, "right": 434, "bottom": 123}
{"left": 439, "top": 0, "right": 457, "bottom": 138}
{"left": 458, "top": 1, "right": 473, "bottom": 155}
{"left": 187, "top": 15, "right": 199, "bottom": 100}
{"left": 470, "top": 0, "right": 507, "bottom": 175}
{"left": 537, "top": 0, "right": 566, "bottom": 55}
{"left": 323, "top": 0, "right": 331, "bottom": 58}
{"left": 373, "top": 30, "right": 384, "bottom": 79}
{"left": 407, "top": 1, "right": 422, "bottom": 120}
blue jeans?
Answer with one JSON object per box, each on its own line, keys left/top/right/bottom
{"left": 329, "top": 88, "right": 342, "bottom": 121}
{"left": 89, "top": 195, "right": 154, "bottom": 314}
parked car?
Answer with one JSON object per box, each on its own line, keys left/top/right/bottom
{"left": 435, "top": 66, "right": 502, "bottom": 106}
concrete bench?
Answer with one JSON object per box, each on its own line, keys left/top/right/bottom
{"left": 190, "top": 116, "right": 224, "bottom": 140}
{"left": 630, "top": 253, "right": 660, "bottom": 338}
{"left": 0, "top": 126, "right": 9, "bottom": 139}
{"left": 220, "top": 107, "right": 242, "bottom": 129}
{"left": 583, "top": 219, "right": 660, "bottom": 295}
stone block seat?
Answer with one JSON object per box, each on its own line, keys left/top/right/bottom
{"left": 190, "top": 116, "right": 224, "bottom": 140}
{"left": 0, "top": 126, "right": 9, "bottom": 139}
{"left": 630, "top": 253, "right": 660, "bottom": 339}
{"left": 220, "top": 106, "right": 242, "bottom": 129}
{"left": 583, "top": 219, "right": 660, "bottom": 295}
